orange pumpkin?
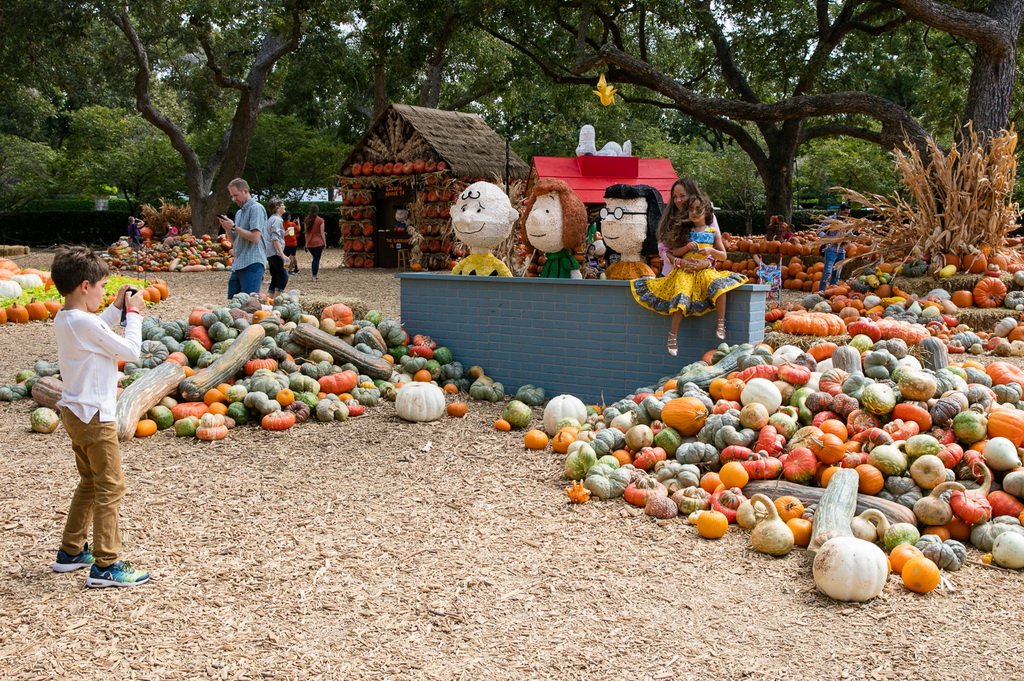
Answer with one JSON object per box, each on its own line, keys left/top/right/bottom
{"left": 951, "top": 290, "right": 974, "bottom": 308}
{"left": 135, "top": 419, "right": 158, "bottom": 437}
{"left": 787, "top": 518, "right": 813, "bottom": 547}
{"left": 902, "top": 556, "right": 941, "bottom": 593}
{"left": 320, "top": 303, "right": 354, "bottom": 326}
{"left": 25, "top": 299, "right": 48, "bottom": 321}
{"left": 6, "top": 303, "right": 28, "bottom": 323}
{"left": 523, "top": 429, "right": 548, "bottom": 449}
{"left": 447, "top": 402, "right": 468, "bottom": 417}
{"left": 661, "top": 397, "right": 709, "bottom": 435}
{"left": 855, "top": 464, "right": 885, "bottom": 495}
{"left": 962, "top": 253, "right": 987, "bottom": 274}
{"left": 988, "top": 408, "right": 1024, "bottom": 446}
{"left": 973, "top": 276, "right": 1007, "bottom": 307}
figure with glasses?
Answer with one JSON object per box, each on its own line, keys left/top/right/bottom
{"left": 598, "top": 184, "right": 663, "bottom": 281}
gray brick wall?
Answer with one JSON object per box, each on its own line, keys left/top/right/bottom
{"left": 398, "top": 274, "right": 768, "bottom": 403}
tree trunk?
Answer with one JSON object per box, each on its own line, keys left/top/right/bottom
{"left": 763, "top": 169, "right": 794, "bottom": 225}
{"left": 373, "top": 64, "right": 389, "bottom": 118}
{"left": 964, "top": 0, "right": 1024, "bottom": 133}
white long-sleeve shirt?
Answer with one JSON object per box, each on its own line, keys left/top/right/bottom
{"left": 55, "top": 305, "right": 142, "bottom": 423}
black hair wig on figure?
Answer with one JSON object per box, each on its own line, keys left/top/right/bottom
{"left": 602, "top": 183, "right": 664, "bottom": 256}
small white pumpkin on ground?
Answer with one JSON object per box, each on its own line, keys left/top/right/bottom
{"left": 395, "top": 382, "right": 446, "bottom": 422}
{"left": 812, "top": 536, "right": 889, "bottom": 602}
{"left": 543, "top": 394, "right": 587, "bottom": 435}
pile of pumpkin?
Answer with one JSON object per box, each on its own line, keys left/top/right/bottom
{"left": 772, "top": 264, "right": 1024, "bottom": 357}
{"left": 19, "top": 292, "right": 505, "bottom": 442}
{"left": 0, "top": 269, "right": 167, "bottom": 324}
{"left": 525, "top": 339, "right": 1024, "bottom": 600}
{"left": 103, "top": 234, "right": 233, "bottom": 273}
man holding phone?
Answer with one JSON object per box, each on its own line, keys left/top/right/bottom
{"left": 217, "top": 178, "right": 268, "bottom": 299}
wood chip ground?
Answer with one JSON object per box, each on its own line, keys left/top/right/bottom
{"left": 0, "top": 249, "right": 1021, "bottom": 680}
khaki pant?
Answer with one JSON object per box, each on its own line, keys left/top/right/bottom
{"left": 59, "top": 408, "right": 125, "bottom": 568}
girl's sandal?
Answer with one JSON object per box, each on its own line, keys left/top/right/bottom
{"left": 667, "top": 332, "right": 678, "bottom": 357}
{"left": 716, "top": 319, "right": 727, "bottom": 340}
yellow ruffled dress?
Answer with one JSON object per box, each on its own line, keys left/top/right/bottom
{"left": 631, "top": 225, "right": 747, "bottom": 316}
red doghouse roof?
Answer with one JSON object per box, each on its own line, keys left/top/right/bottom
{"left": 531, "top": 156, "right": 678, "bottom": 204}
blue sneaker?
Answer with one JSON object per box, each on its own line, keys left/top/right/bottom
{"left": 86, "top": 561, "right": 150, "bottom": 588}
{"left": 52, "top": 543, "right": 95, "bottom": 573}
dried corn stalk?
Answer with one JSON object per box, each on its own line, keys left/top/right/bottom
{"left": 140, "top": 199, "right": 192, "bottom": 235}
{"left": 363, "top": 112, "right": 430, "bottom": 164}
{"left": 831, "top": 124, "right": 1022, "bottom": 267}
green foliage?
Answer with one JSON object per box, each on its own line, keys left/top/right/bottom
{"left": 61, "top": 106, "right": 185, "bottom": 209}
{"left": 0, "top": 134, "right": 57, "bottom": 215}
{"left": 243, "top": 115, "right": 347, "bottom": 200}
{"left": 796, "top": 138, "right": 899, "bottom": 206}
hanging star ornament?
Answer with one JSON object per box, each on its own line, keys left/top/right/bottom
{"left": 593, "top": 74, "right": 617, "bottom": 106}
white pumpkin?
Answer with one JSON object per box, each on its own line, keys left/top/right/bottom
{"left": 0, "top": 279, "right": 22, "bottom": 300}
{"left": 983, "top": 437, "right": 1021, "bottom": 471}
{"left": 815, "top": 358, "right": 833, "bottom": 373}
{"left": 543, "top": 394, "right": 587, "bottom": 435}
{"left": 395, "top": 382, "right": 446, "bottom": 422}
{"left": 896, "top": 355, "right": 922, "bottom": 370}
{"left": 992, "top": 532, "right": 1024, "bottom": 569}
{"left": 812, "top": 536, "right": 889, "bottom": 602}
{"left": 772, "top": 345, "right": 802, "bottom": 366}
{"left": 805, "top": 371, "right": 821, "bottom": 392}
{"left": 11, "top": 273, "right": 43, "bottom": 290}
{"left": 994, "top": 317, "right": 1018, "bottom": 338}
{"left": 740, "top": 378, "right": 782, "bottom": 413}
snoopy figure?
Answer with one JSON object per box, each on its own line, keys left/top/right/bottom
{"left": 575, "top": 124, "right": 633, "bottom": 157}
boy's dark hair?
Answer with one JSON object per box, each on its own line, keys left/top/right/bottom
{"left": 283, "top": 211, "right": 291, "bottom": 221}
{"left": 839, "top": 203, "right": 851, "bottom": 211}
{"left": 52, "top": 246, "right": 109, "bottom": 296}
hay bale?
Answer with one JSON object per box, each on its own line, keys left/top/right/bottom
{"left": 300, "top": 296, "right": 369, "bottom": 321}
{"left": 893, "top": 273, "right": 1017, "bottom": 296}
{"left": 764, "top": 331, "right": 852, "bottom": 350}
{"left": 956, "top": 306, "right": 1018, "bottom": 333}
{"left": 0, "top": 245, "right": 30, "bottom": 257}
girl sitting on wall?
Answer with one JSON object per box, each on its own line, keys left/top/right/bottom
{"left": 631, "top": 195, "right": 747, "bottom": 354}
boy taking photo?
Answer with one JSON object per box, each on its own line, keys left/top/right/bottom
{"left": 50, "top": 246, "right": 150, "bottom": 588}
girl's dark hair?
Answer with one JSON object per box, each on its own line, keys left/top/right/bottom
{"left": 282, "top": 211, "right": 291, "bottom": 221}
{"left": 303, "top": 204, "right": 319, "bottom": 231}
{"left": 658, "top": 195, "right": 715, "bottom": 249}
{"left": 658, "top": 178, "right": 704, "bottom": 240}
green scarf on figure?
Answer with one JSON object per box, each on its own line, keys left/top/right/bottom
{"left": 540, "top": 248, "right": 580, "bottom": 278}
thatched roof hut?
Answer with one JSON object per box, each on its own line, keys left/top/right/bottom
{"left": 340, "top": 104, "right": 530, "bottom": 181}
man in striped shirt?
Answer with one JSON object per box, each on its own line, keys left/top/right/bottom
{"left": 217, "top": 177, "right": 268, "bottom": 299}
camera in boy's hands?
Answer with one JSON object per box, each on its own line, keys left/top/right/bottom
{"left": 120, "top": 288, "right": 137, "bottom": 327}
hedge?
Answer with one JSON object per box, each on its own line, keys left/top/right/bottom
{"left": 0, "top": 211, "right": 343, "bottom": 249}
{"left": 715, "top": 209, "right": 874, "bottom": 235}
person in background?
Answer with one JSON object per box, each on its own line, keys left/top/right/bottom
{"left": 217, "top": 178, "right": 268, "bottom": 299}
{"left": 657, "top": 178, "right": 720, "bottom": 276}
{"left": 127, "top": 217, "right": 143, "bottom": 250}
{"left": 283, "top": 211, "right": 300, "bottom": 274}
{"left": 303, "top": 204, "right": 325, "bottom": 283}
{"left": 818, "top": 203, "right": 852, "bottom": 292}
{"left": 50, "top": 246, "right": 149, "bottom": 588}
{"left": 265, "top": 198, "right": 289, "bottom": 297}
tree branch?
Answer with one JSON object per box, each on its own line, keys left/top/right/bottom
{"left": 698, "top": 0, "right": 760, "bottom": 103}
{"left": 886, "top": 0, "right": 1012, "bottom": 55}
{"left": 109, "top": 11, "right": 202, "bottom": 185}
{"left": 482, "top": 28, "right": 596, "bottom": 84}
{"left": 597, "top": 43, "right": 930, "bottom": 150}
{"left": 800, "top": 123, "right": 885, "bottom": 145}
{"left": 193, "top": 20, "right": 246, "bottom": 91}
{"left": 444, "top": 85, "right": 497, "bottom": 111}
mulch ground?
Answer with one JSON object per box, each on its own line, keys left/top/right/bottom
{"left": 0, "top": 248, "right": 1021, "bottom": 681}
